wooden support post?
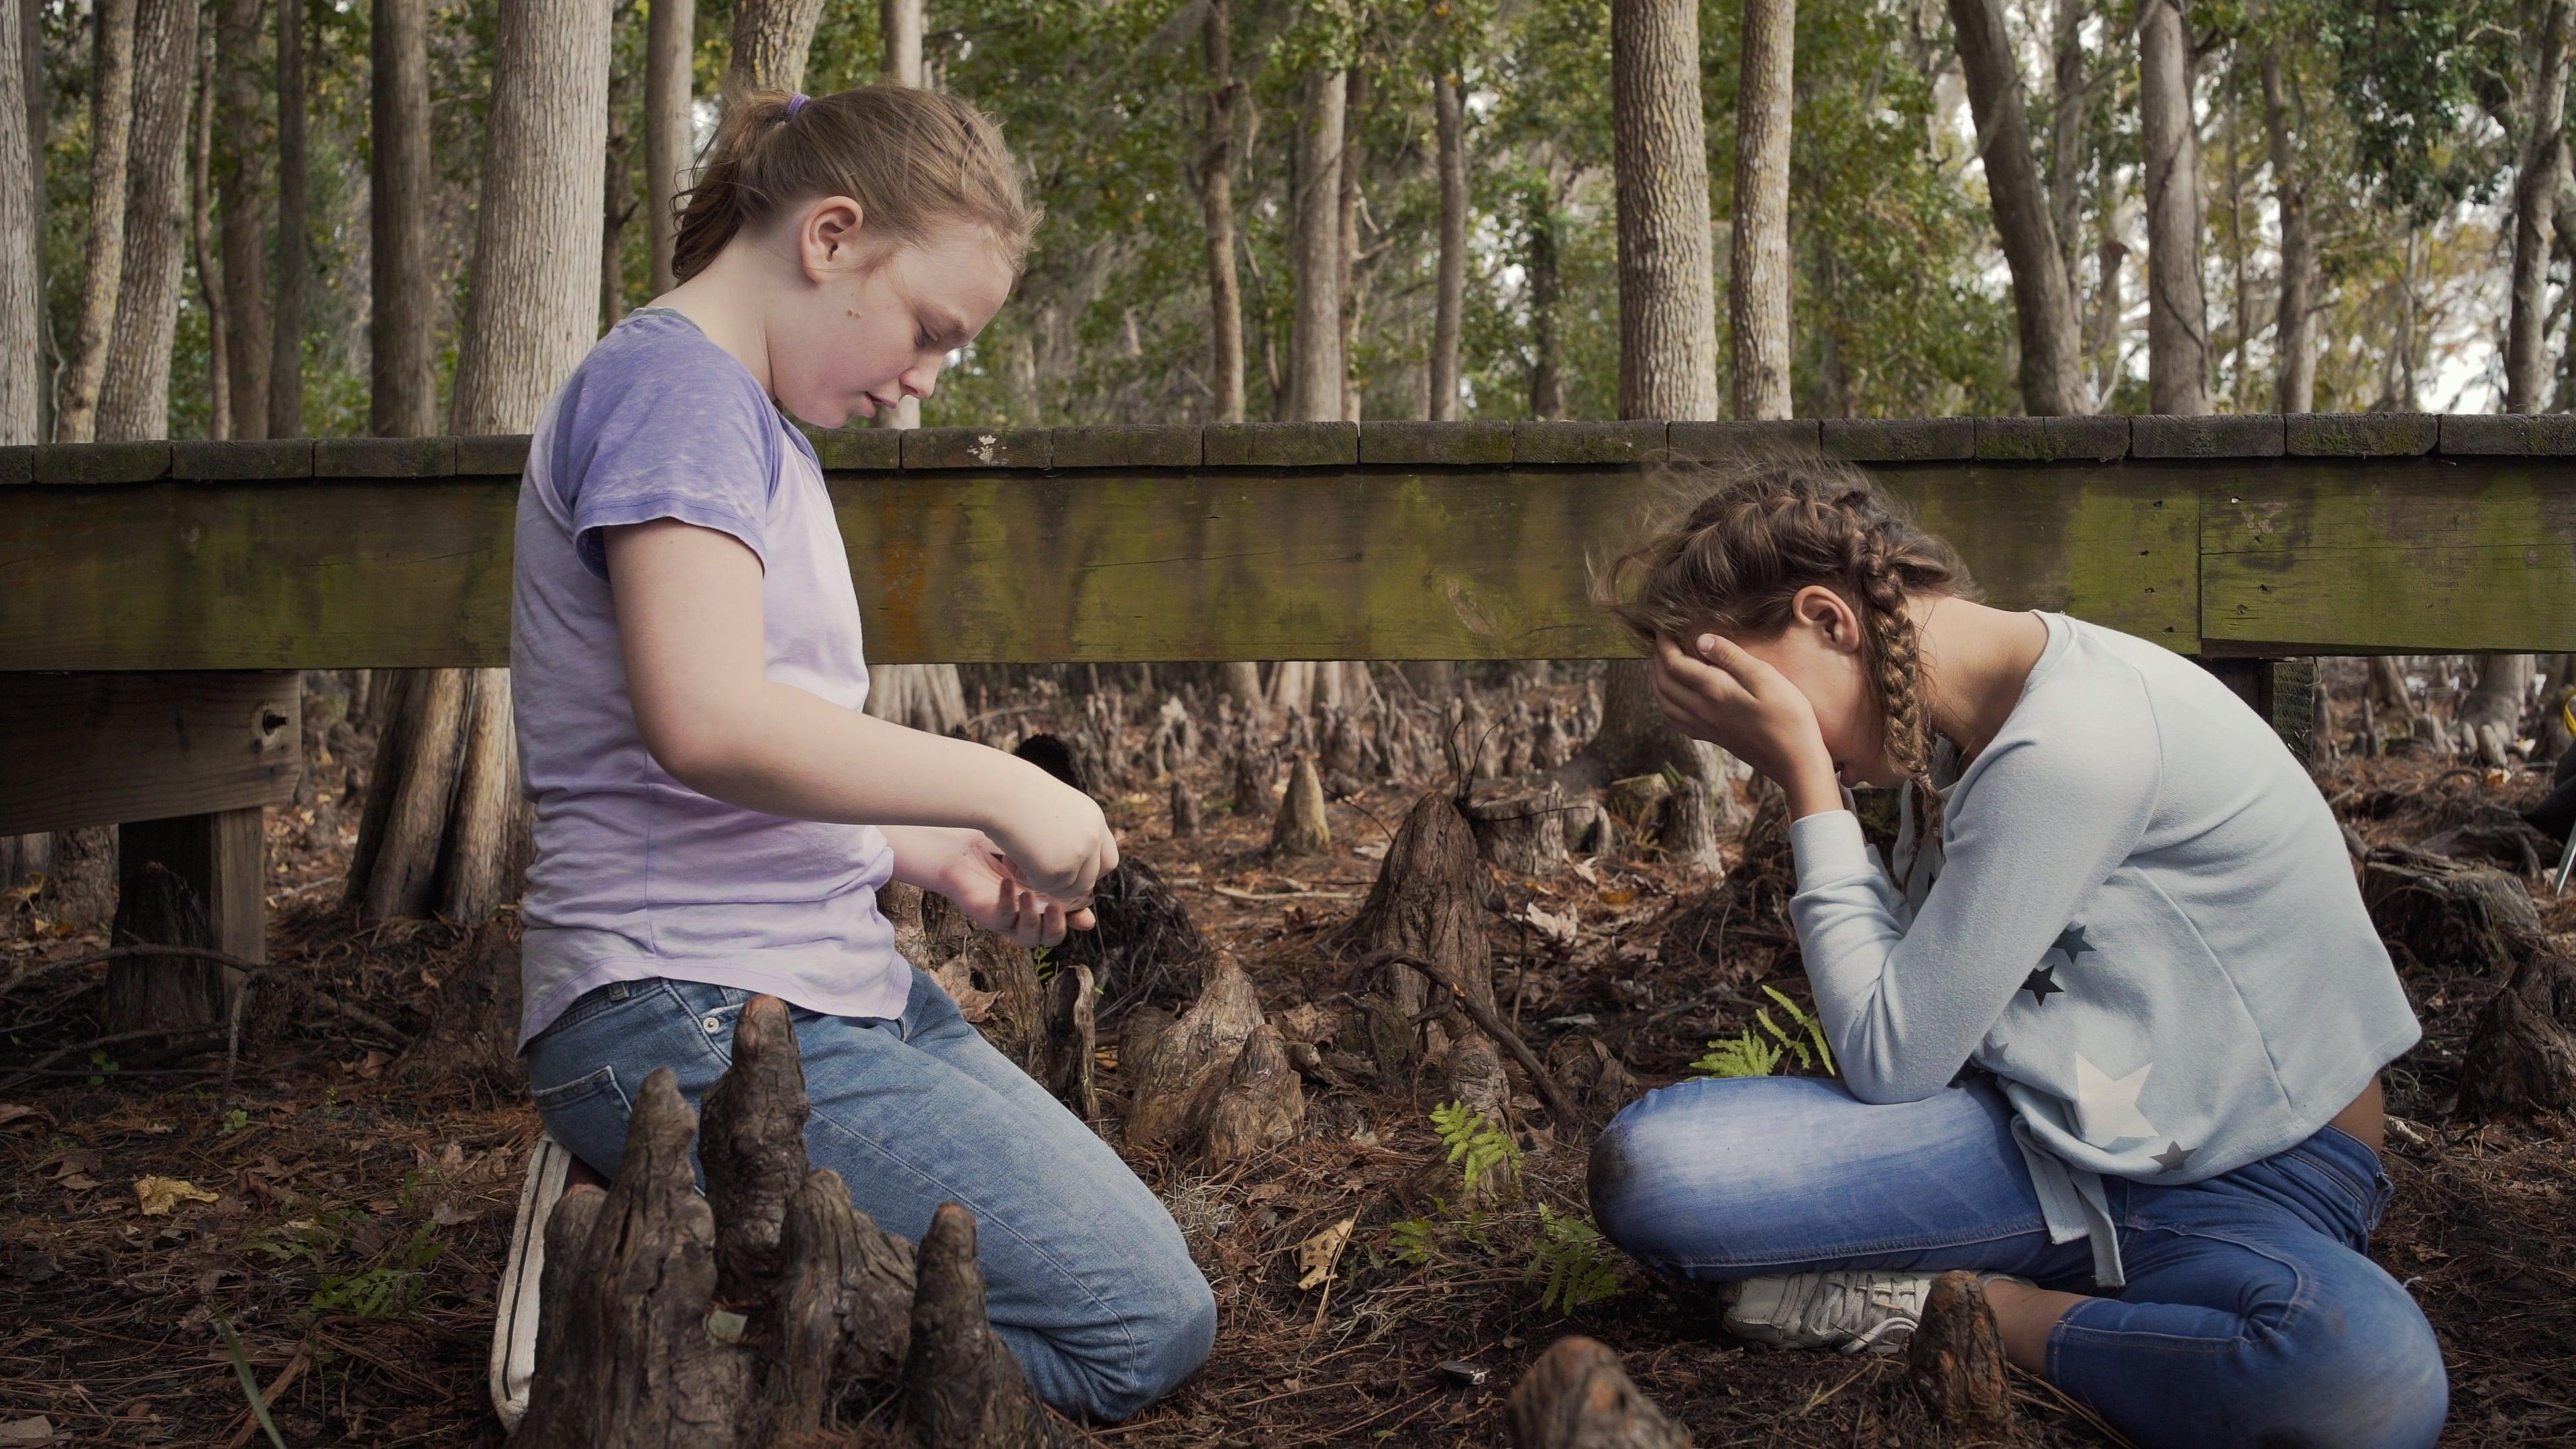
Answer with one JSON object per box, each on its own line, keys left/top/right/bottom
{"left": 2201, "top": 657, "right": 2316, "bottom": 763}
{"left": 119, "top": 808, "right": 268, "bottom": 966}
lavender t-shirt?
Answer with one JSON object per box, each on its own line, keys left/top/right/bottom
{"left": 509, "top": 307, "right": 907, "bottom": 1050}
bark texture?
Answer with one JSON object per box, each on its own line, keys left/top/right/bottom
{"left": 1201, "top": 0, "right": 1244, "bottom": 421}
{"left": 213, "top": 0, "right": 270, "bottom": 439}
{"left": 189, "top": 23, "right": 227, "bottom": 438}
{"left": 95, "top": 0, "right": 197, "bottom": 443}
{"left": 2462, "top": 654, "right": 2537, "bottom": 737}
{"left": 2138, "top": 0, "right": 2208, "bottom": 415}
{"left": 1907, "top": 1272, "right": 2016, "bottom": 1434}
{"left": 1949, "top": 0, "right": 2088, "bottom": 415}
{"left": 880, "top": 0, "right": 922, "bottom": 87}
{"left": 1288, "top": 68, "right": 1347, "bottom": 423}
{"left": 54, "top": 0, "right": 137, "bottom": 443}
{"left": 1337, "top": 790, "right": 1496, "bottom": 1065}
{"left": 0, "top": 0, "right": 38, "bottom": 444}
{"left": 1611, "top": 0, "right": 1720, "bottom": 419}
{"left": 2507, "top": 1, "right": 2574, "bottom": 413}
{"left": 1729, "top": 0, "right": 1794, "bottom": 421}
{"left": 727, "top": 0, "right": 824, "bottom": 95}
{"left": 372, "top": 0, "right": 437, "bottom": 437}
{"left": 2261, "top": 48, "right": 2315, "bottom": 413}
{"left": 1430, "top": 70, "right": 1467, "bottom": 421}
{"left": 264, "top": 0, "right": 304, "bottom": 438}
{"left": 645, "top": 0, "right": 695, "bottom": 297}
{"left": 1506, "top": 1336, "right": 1693, "bottom": 1448}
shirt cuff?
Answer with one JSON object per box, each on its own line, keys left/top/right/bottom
{"left": 1788, "top": 809, "right": 1875, "bottom": 894}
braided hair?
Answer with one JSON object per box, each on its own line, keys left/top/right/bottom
{"left": 1601, "top": 457, "right": 1977, "bottom": 836}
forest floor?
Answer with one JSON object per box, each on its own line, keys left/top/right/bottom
{"left": 3, "top": 693, "right": 2573, "bottom": 1448}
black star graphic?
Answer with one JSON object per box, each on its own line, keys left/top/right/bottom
{"left": 2021, "top": 965, "right": 2062, "bottom": 1004}
{"left": 2053, "top": 924, "right": 2095, "bottom": 960}
{"left": 2153, "top": 1142, "right": 2192, "bottom": 1172}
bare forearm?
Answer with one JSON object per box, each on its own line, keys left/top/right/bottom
{"left": 877, "top": 823, "right": 987, "bottom": 891}
{"left": 668, "top": 682, "right": 1037, "bottom": 833}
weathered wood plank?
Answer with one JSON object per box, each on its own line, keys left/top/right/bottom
{"left": 0, "top": 673, "right": 301, "bottom": 835}
{"left": 120, "top": 808, "right": 268, "bottom": 965}
{"left": 2200, "top": 460, "right": 2576, "bottom": 653}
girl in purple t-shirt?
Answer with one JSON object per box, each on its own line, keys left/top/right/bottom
{"left": 496, "top": 87, "right": 1212, "bottom": 1428}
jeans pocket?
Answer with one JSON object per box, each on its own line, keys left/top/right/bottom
{"left": 531, "top": 1064, "right": 634, "bottom": 1167}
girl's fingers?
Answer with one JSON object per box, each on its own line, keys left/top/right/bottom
{"left": 1067, "top": 906, "right": 1097, "bottom": 932}
{"left": 1040, "top": 902, "right": 1068, "bottom": 946}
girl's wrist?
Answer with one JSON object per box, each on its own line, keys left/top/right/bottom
{"left": 1781, "top": 753, "right": 1845, "bottom": 820}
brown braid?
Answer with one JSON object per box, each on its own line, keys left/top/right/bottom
{"left": 1597, "top": 457, "right": 1978, "bottom": 852}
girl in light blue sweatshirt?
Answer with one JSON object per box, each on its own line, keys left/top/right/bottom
{"left": 1587, "top": 461, "right": 2443, "bottom": 1449}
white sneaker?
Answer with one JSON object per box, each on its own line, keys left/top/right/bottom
{"left": 489, "top": 1132, "right": 577, "bottom": 1430}
{"left": 1721, "top": 1270, "right": 2029, "bottom": 1355}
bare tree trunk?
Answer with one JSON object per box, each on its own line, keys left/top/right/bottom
{"left": 879, "top": 0, "right": 922, "bottom": 89}
{"left": 0, "top": 0, "right": 42, "bottom": 445}
{"left": 2507, "top": 1, "right": 2573, "bottom": 414}
{"left": 1336, "top": 69, "right": 1366, "bottom": 422}
{"left": 266, "top": 0, "right": 304, "bottom": 438}
{"left": 2137, "top": 0, "right": 2208, "bottom": 415}
{"left": 1527, "top": 186, "right": 1562, "bottom": 418}
{"left": 95, "top": 0, "right": 196, "bottom": 443}
{"left": 2046, "top": 0, "right": 2086, "bottom": 294}
{"left": 1201, "top": 0, "right": 1244, "bottom": 422}
{"left": 2261, "top": 47, "right": 2315, "bottom": 413}
{"left": 2370, "top": 655, "right": 2424, "bottom": 741}
{"left": 355, "top": 0, "right": 610, "bottom": 924}
{"left": 645, "top": 0, "right": 694, "bottom": 297}
{"left": 2090, "top": 225, "right": 2127, "bottom": 402}
{"left": 2462, "top": 655, "right": 2538, "bottom": 738}
{"left": 214, "top": 0, "right": 270, "bottom": 439}
{"left": 1612, "top": 0, "right": 1720, "bottom": 419}
{"left": 1287, "top": 67, "right": 1346, "bottom": 423}
{"left": 602, "top": 24, "right": 637, "bottom": 332}
{"left": 54, "top": 0, "right": 137, "bottom": 443}
{"left": 372, "top": 0, "right": 438, "bottom": 437}
{"left": 1430, "top": 70, "right": 1466, "bottom": 421}
{"left": 1949, "top": 0, "right": 2089, "bottom": 415}
{"left": 727, "top": 0, "right": 823, "bottom": 95}
{"left": 19, "top": 0, "right": 47, "bottom": 443}
{"left": 1729, "top": 0, "right": 1793, "bottom": 421}
{"left": 189, "top": 21, "right": 227, "bottom": 439}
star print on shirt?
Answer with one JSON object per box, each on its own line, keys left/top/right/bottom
{"left": 2153, "top": 1142, "right": 2192, "bottom": 1172}
{"left": 2021, "top": 965, "right": 2063, "bottom": 1004}
{"left": 2073, "top": 1053, "right": 2159, "bottom": 1148}
{"left": 2053, "top": 924, "right": 2095, "bottom": 960}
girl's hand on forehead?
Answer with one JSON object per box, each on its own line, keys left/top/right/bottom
{"left": 1650, "top": 634, "right": 1838, "bottom": 805}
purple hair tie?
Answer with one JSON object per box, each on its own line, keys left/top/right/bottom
{"left": 786, "top": 92, "right": 811, "bottom": 117}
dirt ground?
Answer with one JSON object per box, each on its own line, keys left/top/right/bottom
{"left": 3, "top": 683, "right": 2573, "bottom": 1448}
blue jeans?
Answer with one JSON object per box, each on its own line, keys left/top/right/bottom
{"left": 523, "top": 965, "right": 1216, "bottom": 1423}
{"left": 1588, "top": 1075, "right": 2447, "bottom": 1449}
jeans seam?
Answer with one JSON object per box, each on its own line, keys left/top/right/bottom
{"left": 1640, "top": 1217, "right": 2055, "bottom": 1274}
{"left": 2281, "top": 1142, "right": 2379, "bottom": 1222}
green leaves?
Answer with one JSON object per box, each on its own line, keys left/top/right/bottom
{"left": 1692, "top": 985, "right": 1836, "bottom": 1080}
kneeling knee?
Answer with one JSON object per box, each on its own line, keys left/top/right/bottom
{"left": 2253, "top": 1296, "right": 2449, "bottom": 1449}
{"left": 1084, "top": 1268, "right": 1217, "bottom": 1422}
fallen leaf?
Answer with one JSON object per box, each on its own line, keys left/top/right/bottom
{"left": 56, "top": 1174, "right": 98, "bottom": 1192}
{"left": 0, "top": 1414, "right": 54, "bottom": 1446}
{"left": 930, "top": 958, "right": 997, "bottom": 1024}
{"left": 133, "top": 1175, "right": 220, "bottom": 1216}
{"left": 1597, "top": 886, "right": 1639, "bottom": 907}
{"left": 0, "top": 1103, "right": 46, "bottom": 1132}
{"left": 1521, "top": 903, "right": 1578, "bottom": 946}
{"left": 1297, "top": 1217, "right": 1356, "bottom": 1291}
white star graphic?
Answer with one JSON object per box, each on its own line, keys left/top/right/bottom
{"left": 2072, "top": 1053, "right": 2159, "bottom": 1148}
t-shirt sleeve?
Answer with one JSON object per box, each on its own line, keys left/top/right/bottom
{"left": 1786, "top": 676, "right": 2162, "bottom": 1104}
{"left": 549, "top": 335, "right": 784, "bottom": 581}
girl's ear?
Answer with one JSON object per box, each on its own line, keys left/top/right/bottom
{"left": 1792, "top": 584, "right": 1864, "bottom": 653}
{"left": 801, "top": 196, "right": 868, "bottom": 273}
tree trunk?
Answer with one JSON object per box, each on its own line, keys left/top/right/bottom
{"left": 1287, "top": 68, "right": 1346, "bottom": 423}
{"left": 0, "top": 0, "right": 40, "bottom": 445}
{"left": 2046, "top": 0, "right": 2086, "bottom": 294}
{"left": 2463, "top": 655, "right": 2538, "bottom": 738}
{"left": 2507, "top": 1, "right": 2573, "bottom": 414}
{"left": 372, "top": 0, "right": 438, "bottom": 437}
{"left": 864, "top": 662, "right": 969, "bottom": 735}
{"left": 645, "top": 0, "right": 694, "bottom": 298}
{"left": 93, "top": 0, "right": 195, "bottom": 443}
{"left": 1555, "top": 652, "right": 1715, "bottom": 792}
{"left": 189, "top": 23, "right": 227, "bottom": 439}
{"left": 1611, "top": 0, "right": 1720, "bottom": 419}
{"left": 1729, "top": 0, "right": 1793, "bottom": 421}
{"left": 266, "top": 0, "right": 304, "bottom": 439}
{"left": 727, "top": 0, "right": 824, "bottom": 95}
{"left": 53, "top": 0, "right": 138, "bottom": 444}
{"left": 354, "top": 0, "right": 608, "bottom": 924}
{"left": 1430, "top": 70, "right": 1466, "bottom": 421}
{"left": 213, "top": 0, "right": 270, "bottom": 440}
{"left": 2137, "top": 0, "right": 2208, "bottom": 415}
{"left": 1526, "top": 187, "right": 1562, "bottom": 418}
{"left": 1507, "top": 1337, "right": 1691, "bottom": 1449}
{"left": 1336, "top": 68, "right": 1365, "bottom": 422}
{"left": 18, "top": 0, "right": 46, "bottom": 443}
{"left": 1949, "top": 0, "right": 2088, "bottom": 415}
{"left": 601, "top": 24, "right": 637, "bottom": 332}
{"left": 2261, "top": 48, "right": 2315, "bottom": 413}
{"left": 1201, "top": 0, "right": 1243, "bottom": 423}
{"left": 880, "top": 0, "right": 922, "bottom": 88}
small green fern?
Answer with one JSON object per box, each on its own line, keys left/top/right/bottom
{"left": 1692, "top": 985, "right": 1836, "bottom": 1079}
{"left": 1525, "top": 1205, "right": 1623, "bottom": 1312}
{"left": 1431, "top": 1099, "right": 1523, "bottom": 1201}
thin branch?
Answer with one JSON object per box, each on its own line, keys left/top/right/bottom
{"left": 1365, "top": 951, "right": 1581, "bottom": 1126}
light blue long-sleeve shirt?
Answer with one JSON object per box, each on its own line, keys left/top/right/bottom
{"left": 1787, "top": 612, "right": 2420, "bottom": 1285}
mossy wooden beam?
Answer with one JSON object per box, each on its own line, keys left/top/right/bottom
{"left": 1, "top": 420, "right": 2568, "bottom": 667}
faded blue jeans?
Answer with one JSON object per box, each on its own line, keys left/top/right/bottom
{"left": 523, "top": 965, "right": 1216, "bottom": 1423}
{"left": 1589, "top": 1075, "right": 2447, "bottom": 1449}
